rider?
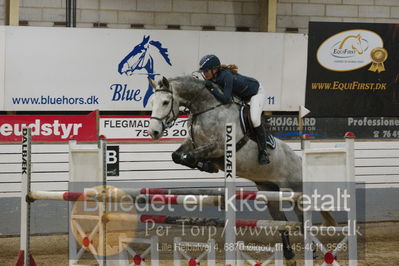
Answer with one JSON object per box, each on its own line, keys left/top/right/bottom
{"left": 198, "top": 54, "right": 270, "bottom": 165}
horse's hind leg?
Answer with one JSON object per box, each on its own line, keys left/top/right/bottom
{"left": 293, "top": 200, "right": 336, "bottom": 260}
{"left": 320, "top": 211, "right": 338, "bottom": 226}
{"left": 256, "top": 182, "right": 295, "bottom": 260}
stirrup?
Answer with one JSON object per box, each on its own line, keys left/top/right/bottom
{"left": 258, "top": 150, "right": 270, "bottom": 165}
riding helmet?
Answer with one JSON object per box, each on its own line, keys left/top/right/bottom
{"left": 199, "top": 55, "right": 221, "bottom": 72}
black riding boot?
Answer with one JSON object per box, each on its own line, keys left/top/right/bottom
{"left": 254, "top": 126, "right": 270, "bottom": 165}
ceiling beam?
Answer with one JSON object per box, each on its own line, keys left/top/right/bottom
{"left": 6, "top": 0, "right": 20, "bottom": 26}
{"left": 259, "top": 0, "right": 277, "bottom": 32}
{"left": 268, "top": 0, "right": 277, "bottom": 32}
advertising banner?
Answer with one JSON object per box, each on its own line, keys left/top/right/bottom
{"left": 99, "top": 115, "right": 188, "bottom": 141}
{"left": 0, "top": 111, "right": 97, "bottom": 142}
{"left": 2, "top": 112, "right": 395, "bottom": 143}
{"left": 2, "top": 26, "right": 307, "bottom": 112}
{"left": 306, "top": 22, "right": 399, "bottom": 117}
{"left": 101, "top": 115, "right": 399, "bottom": 141}
{"left": 0, "top": 27, "right": 5, "bottom": 110}
{"left": 270, "top": 115, "right": 399, "bottom": 140}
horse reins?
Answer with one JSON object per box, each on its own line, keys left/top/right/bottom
{"left": 188, "top": 85, "right": 226, "bottom": 117}
{"left": 151, "top": 83, "right": 251, "bottom": 152}
{"left": 190, "top": 103, "right": 225, "bottom": 117}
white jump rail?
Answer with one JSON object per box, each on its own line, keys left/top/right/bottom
{"left": 303, "top": 133, "right": 358, "bottom": 266}
{"left": 16, "top": 126, "right": 358, "bottom": 266}
{"left": 68, "top": 137, "right": 107, "bottom": 266}
{"left": 27, "top": 189, "right": 302, "bottom": 203}
{"left": 15, "top": 127, "right": 299, "bottom": 266}
{"left": 15, "top": 127, "right": 108, "bottom": 266}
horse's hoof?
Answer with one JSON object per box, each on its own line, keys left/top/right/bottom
{"left": 198, "top": 161, "right": 219, "bottom": 173}
{"left": 283, "top": 248, "right": 295, "bottom": 260}
{"left": 182, "top": 152, "right": 196, "bottom": 165}
{"left": 172, "top": 152, "right": 182, "bottom": 164}
{"left": 207, "top": 168, "right": 218, "bottom": 173}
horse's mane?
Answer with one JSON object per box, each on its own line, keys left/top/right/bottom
{"left": 168, "top": 75, "right": 271, "bottom": 128}
{"left": 165, "top": 75, "right": 223, "bottom": 111}
{"left": 169, "top": 75, "right": 205, "bottom": 89}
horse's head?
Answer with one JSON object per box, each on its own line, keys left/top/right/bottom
{"left": 148, "top": 77, "right": 181, "bottom": 140}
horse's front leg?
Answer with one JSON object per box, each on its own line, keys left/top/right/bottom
{"left": 171, "top": 139, "right": 219, "bottom": 173}
{"left": 184, "top": 142, "right": 220, "bottom": 173}
{"left": 171, "top": 138, "right": 196, "bottom": 167}
{"left": 186, "top": 142, "right": 218, "bottom": 159}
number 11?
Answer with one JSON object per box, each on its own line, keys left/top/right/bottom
{"left": 267, "top": 96, "right": 275, "bottom": 105}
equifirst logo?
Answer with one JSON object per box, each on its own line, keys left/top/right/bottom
{"left": 317, "top": 29, "right": 385, "bottom": 72}
{"left": 0, "top": 120, "right": 83, "bottom": 139}
{"left": 330, "top": 34, "right": 367, "bottom": 57}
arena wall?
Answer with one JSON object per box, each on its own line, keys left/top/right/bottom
{"left": 3, "top": 1, "right": 399, "bottom": 33}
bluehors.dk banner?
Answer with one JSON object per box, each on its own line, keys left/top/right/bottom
{"left": 305, "top": 22, "right": 399, "bottom": 117}
{"left": 2, "top": 26, "right": 307, "bottom": 112}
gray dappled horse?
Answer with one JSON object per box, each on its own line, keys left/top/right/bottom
{"left": 147, "top": 76, "right": 336, "bottom": 260}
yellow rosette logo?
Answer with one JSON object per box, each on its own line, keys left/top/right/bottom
{"left": 369, "top": 47, "right": 388, "bottom": 73}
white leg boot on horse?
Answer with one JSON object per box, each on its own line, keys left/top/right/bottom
{"left": 254, "top": 126, "right": 270, "bottom": 165}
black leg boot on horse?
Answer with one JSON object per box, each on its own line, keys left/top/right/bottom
{"left": 172, "top": 151, "right": 218, "bottom": 173}
{"left": 197, "top": 161, "right": 219, "bottom": 173}
{"left": 254, "top": 126, "right": 270, "bottom": 164}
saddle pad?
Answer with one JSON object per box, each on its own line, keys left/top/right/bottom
{"left": 266, "top": 133, "right": 276, "bottom": 150}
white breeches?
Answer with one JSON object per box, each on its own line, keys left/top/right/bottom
{"left": 249, "top": 84, "right": 266, "bottom": 128}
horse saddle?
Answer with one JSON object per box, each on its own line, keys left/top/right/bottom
{"left": 238, "top": 104, "right": 276, "bottom": 150}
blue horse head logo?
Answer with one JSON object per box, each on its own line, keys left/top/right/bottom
{"left": 118, "top": 35, "right": 172, "bottom": 107}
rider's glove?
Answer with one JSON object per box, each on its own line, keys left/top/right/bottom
{"left": 205, "top": 80, "right": 214, "bottom": 91}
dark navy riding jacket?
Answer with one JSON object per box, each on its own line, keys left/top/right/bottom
{"left": 210, "top": 68, "right": 260, "bottom": 103}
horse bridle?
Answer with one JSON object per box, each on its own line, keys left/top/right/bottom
{"left": 150, "top": 88, "right": 178, "bottom": 130}
{"left": 150, "top": 82, "right": 227, "bottom": 134}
